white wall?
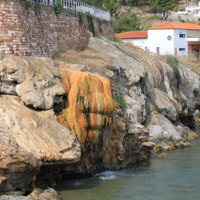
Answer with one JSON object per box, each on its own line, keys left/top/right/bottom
{"left": 148, "top": 29, "right": 175, "bottom": 55}
{"left": 121, "top": 38, "right": 149, "bottom": 50}
{"left": 174, "top": 29, "right": 188, "bottom": 56}
{"left": 148, "top": 29, "right": 188, "bottom": 56}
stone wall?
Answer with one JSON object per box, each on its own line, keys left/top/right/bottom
{"left": 0, "top": 0, "right": 113, "bottom": 57}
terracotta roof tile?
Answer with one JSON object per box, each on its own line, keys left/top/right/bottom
{"left": 115, "top": 31, "right": 148, "bottom": 39}
{"left": 148, "top": 22, "right": 200, "bottom": 30}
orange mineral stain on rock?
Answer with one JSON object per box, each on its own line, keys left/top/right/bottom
{"left": 58, "top": 67, "right": 115, "bottom": 149}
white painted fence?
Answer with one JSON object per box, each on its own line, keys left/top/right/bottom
{"left": 28, "top": 0, "right": 110, "bottom": 21}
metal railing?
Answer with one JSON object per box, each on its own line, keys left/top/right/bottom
{"left": 27, "top": 0, "right": 110, "bottom": 21}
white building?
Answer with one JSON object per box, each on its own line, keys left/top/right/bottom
{"left": 115, "top": 31, "right": 148, "bottom": 50}
{"left": 186, "top": 0, "right": 200, "bottom": 16}
{"left": 115, "top": 22, "right": 200, "bottom": 57}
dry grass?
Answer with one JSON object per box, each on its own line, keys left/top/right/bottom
{"left": 53, "top": 46, "right": 113, "bottom": 76}
{"left": 125, "top": 42, "right": 146, "bottom": 54}
{"left": 155, "top": 55, "right": 167, "bottom": 64}
{"left": 179, "top": 56, "right": 200, "bottom": 76}
{"left": 79, "top": 49, "right": 106, "bottom": 60}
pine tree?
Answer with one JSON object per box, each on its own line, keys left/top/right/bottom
{"left": 114, "top": 11, "right": 141, "bottom": 33}
{"left": 103, "top": 0, "right": 119, "bottom": 15}
{"left": 150, "top": 0, "right": 159, "bottom": 15}
{"left": 150, "top": 0, "right": 175, "bottom": 20}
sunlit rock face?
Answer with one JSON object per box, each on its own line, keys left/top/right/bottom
{"left": 0, "top": 56, "right": 64, "bottom": 109}
{"left": 57, "top": 67, "right": 115, "bottom": 149}
{"left": 88, "top": 37, "right": 199, "bottom": 154}
{"left": 0, "top": 56, "right": 81, "bottom": 194}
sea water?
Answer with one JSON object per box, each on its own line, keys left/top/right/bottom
{"left": 55, "top": 124, "right": 200, "bottom": 200}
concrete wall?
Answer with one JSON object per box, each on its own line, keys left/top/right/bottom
{"left": 174, "top": 29, "right": 188, "bottom": 56}
{"left": 0, "top": 0, "right": 113, "bottom": 57}
{"left": 148, "top": 29, "right": 175, "bottom": 55}
{"left": 121, "top": 38, "right": 149, "bottom": 50}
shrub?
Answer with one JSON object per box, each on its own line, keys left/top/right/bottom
{"left": 54, "top": 0, "right": 64, "bottom": 14}
{"left": 114, "top": 93, "right": 126, "bottom": 111}
{"left": 113, "top": 11, "right": 141, "bottom": 33}
{"left": 34, "top": 3, "right": 40, "bottom": 15}
{"left": 86, "top": 12, "right": 95, "bottom": 37}
{"left": 166, "top": 55, "right": 179, "bottom": 75}
{"left": 98, "top": 18, "right": 102, "bottom": 33}
{"left": 110, "top": 36, "right": 121, "bottom": 43}
{"left": 78, "top": 12, "right": 83, "bottom": 25}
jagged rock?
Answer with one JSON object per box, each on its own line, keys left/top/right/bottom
{"left": 27, "top": 187, "right": 59, "bottom": 200}
{"left": 194, "top": 109, "right": 200, "bottom": 122}
{"left": 88, "top": 37, "right": 199, "bottom": 152}
{"left": 146, "top": 111, "right": 191, "bottom": 152}
{"left": 178, "top": 63, "right": 200, "bottom": 126}
{"left": 175, "top": 123, "right": 198, "bottom": 140}
{"left": 158, "top": 153, "right": 168, "bottom": 158}
{"left": 0, "top": 56, "right": 64, "bottom": 109}
{"left": 0, "top": 187, "right": 59, "bottom": 200}
{"left": 147, "top": 88, "right": 177, "bottom": 122}
{"left": 0, "top": 95, "right": 81, "bottom": 193}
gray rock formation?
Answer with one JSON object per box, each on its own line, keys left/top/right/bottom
{"left": 88, "top": 37, "right": 199, "bottom": 153}
{"left": 0, "top": 187, "right": 59, "bottom": 200}
{"left": 0, "top": 56, "right": 64, "bottom": 109}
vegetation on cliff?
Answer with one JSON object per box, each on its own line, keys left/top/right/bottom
{"left": 112, "top": 10, "right": 141, "bottom": 33}
{"left": 81, "top": 0, "right": 149, "bottom": 9}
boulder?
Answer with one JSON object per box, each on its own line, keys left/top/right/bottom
{"left": 0, "top": 95, "right": 81, "bottom": 193}
{"left": 194, "top": 109, "right": 200, "bottom": 122}
{"left": 0, "top": 187, "right": 59, "bottom": 200}
{"left": 146, "top": 111, "right": 191, "bottom": 152}
{"left": 0, "top": 56, "right": 64, "bottom": 109}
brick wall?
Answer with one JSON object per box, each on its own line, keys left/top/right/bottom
{"left": 0, "top": 0, "right": 114, "bottom": 57}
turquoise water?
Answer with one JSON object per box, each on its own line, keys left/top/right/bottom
{"left": 55, "top": 124, "right": 200, "bottom": 200}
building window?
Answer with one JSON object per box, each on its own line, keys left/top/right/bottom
{"left": 179, "top": 48, "right": 186, "bottom": 51}
{"left": 167, "top": 35, "right": 172, "bottom": 40}
{"left": 179, "top": 34, "right": 185, "bottom": 38}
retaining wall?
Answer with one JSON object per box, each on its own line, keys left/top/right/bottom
{"left": 0, "top": 0, "right": 113, "bottom": 57}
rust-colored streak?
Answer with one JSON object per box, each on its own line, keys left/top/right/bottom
{"left": 58, "top": 67, "right": 115, "bottom": 150}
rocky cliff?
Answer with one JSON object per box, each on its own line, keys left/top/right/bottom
{"left": 86, "top": 37, "right": 199, "bottom": 153}
{"left": 0, "top": 37, "right": 200, "bottom": 197}
{"left": 0, "top": 56, "right": 81, "bottom": 195}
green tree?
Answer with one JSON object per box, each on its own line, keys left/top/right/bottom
{"left": 81, "top": 0, "right": 103, "bottom": 8}
{"left": 150, "top": 0, "right": 175, "bottom": 20}
{"left": 150, "top": 0, "right": 158, "bottom": 15}
{"left": 114, "top": 11, "right": 141, "bottom": 33}
{"left": 103, "top": 0, "right": 119, "bottom": 15}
